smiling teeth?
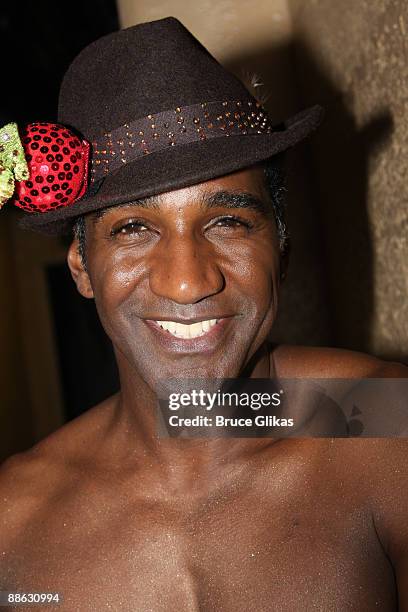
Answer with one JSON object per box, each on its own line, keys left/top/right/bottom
{"left": 156, "top": 319, "right": 218, "bottom": 338}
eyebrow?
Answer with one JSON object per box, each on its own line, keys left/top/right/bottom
{"left": 91, "top": 189, "right": 271, "bottom": 225}
{"left": 203, "top": 190, "right": 271, "bottom": 215}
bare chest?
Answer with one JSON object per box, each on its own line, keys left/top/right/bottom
{"left": 2, "top": 476, "right": 396, "bottom": 612}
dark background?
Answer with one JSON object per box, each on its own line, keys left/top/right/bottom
{"left": 1, "top": 2, "right": 120, "bottom": 422}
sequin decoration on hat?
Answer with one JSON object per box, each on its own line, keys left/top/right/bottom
{"left": 0, "top": 123, "right": 29, "bottom": 209}
{"left": 11, "top": 123, "right": 90, "bottom": 212}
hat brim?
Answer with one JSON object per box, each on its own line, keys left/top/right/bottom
{"left": 19, "top": 105, "right": 323, "bottom": 235}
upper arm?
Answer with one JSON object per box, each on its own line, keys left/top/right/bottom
{"left": 0, "top": 453, "right": 36, "bottom": 538}
{"left": 0, "top": 450, "right": 54, "bottom": 551}
{"left": 367, "top": 441, "right": 408, "bottom": 609}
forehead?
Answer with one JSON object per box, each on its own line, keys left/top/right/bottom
{"left": 89, "top": 164, "right": 268, "bottom": 223}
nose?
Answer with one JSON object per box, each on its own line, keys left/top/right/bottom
{"left": 148, "top": 236, "right": 225, "bottom": 304}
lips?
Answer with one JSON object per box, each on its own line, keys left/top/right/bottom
{"left": 143, "top": 316, "right": 235, "bottom": 353}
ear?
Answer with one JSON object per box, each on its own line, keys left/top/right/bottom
{"left": 67, "top": 238, "right": 94, "bottom": 298}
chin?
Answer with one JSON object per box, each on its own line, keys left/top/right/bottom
{"left": 127, "top": 342, "right": 260, "bottom": 397}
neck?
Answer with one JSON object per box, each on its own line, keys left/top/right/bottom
{"left": 105, "top": 342, "right": 276, "bottom": 490}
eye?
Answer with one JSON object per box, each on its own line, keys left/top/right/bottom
{"left": 207, "top": 215, "right": 254, "bottom": 231}
{"left": 110, "top": 220, "right": 150, "bottom": 237}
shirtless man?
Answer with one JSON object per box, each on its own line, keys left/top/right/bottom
{"left": 1, "top": 17, "right": 408, "bottom": 612}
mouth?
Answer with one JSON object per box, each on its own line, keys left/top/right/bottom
{"left": 143, "top": 316, "right": 235, "bottom": 352}
{"left": 152, "top": 318, "right": 219, "bottom": 339}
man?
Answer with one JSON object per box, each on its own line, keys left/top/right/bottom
{"left": 1, "top": 17, "right": 408, "bottom": 611}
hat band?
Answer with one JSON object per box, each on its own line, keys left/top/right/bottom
{"left": 90, "top": 99, "right": 275, "bottom": 183}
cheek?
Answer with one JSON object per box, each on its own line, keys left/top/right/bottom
{"left": 87, "top": 248, "right": 148, "bottom": 326}
{"left": 223, "top": 238, "right": 280, "bottom": 307}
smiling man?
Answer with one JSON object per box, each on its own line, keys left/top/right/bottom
{"left": 71, "top": 167, "right": 281, "bottom": 386}
{"left": 1, "top": 16, "right": 408, "bottom": 612}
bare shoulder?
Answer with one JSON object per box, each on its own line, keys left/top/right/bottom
{"left": 272, "top": 344, "right": 408, "bottom": 378}
{"left": 0, "top": 447, "right": 61, "bottom": 557}
{"left": 270, "top": 343, "right": 408, "bottom": 557}
{"left": 0, "top": 394, "right": 116, "bottom": 548}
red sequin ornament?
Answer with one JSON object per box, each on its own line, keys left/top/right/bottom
{"left": 12, "top": 123, "right": 90, "bottom": 212}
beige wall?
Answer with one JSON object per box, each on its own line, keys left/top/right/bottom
{"left": 117, "top": 0, "right": 291, "bottom": 62}
{"left": 289, "top": 0, "right": 408, "bottom": 360}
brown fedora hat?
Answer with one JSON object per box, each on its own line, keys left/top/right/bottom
{"left": 20, "top": 17, "right": 323, "bottom": 235}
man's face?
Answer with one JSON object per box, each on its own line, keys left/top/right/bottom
{"left": 68, "top": 166, "right": 281, "bottom": 388}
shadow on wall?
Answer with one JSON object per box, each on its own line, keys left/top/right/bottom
{"left": 228, "top": 37, "right": 394, "bottom": 356}
{"left": 292, "top": 38, "right": 394, "bottom": 355}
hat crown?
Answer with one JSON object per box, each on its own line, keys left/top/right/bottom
{"left": 20, "top": 16, "right": 323, "bottom": 235}
{"left": 58, "top": 17, "right": 251, "bottom": 139}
